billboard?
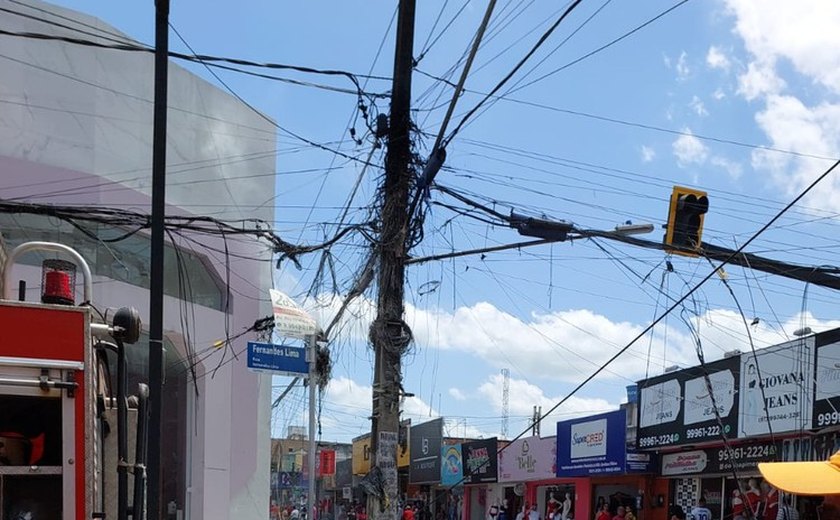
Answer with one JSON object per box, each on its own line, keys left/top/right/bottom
{"left": 813, "top": 330, "right": 840, "bottom": 429}
{"left": 557, "top": 409, "right": 627, "bottom": 477}
{"left": 637, "top": 356, "right": 740, "bottom": 449}
{"left": 738, "top": 338, "right": 814, "bottom": 437}
{"left": 498, "top": 436, "right": 556, "bottom": 483}
{"left": 441, "top": 444, "right": 463, "bottom": 487}
{"left": 410, "top": 418, "right": 443, "bottom": 484}
{"left": 463, "top": 438, "right": 499, "bottom": 484}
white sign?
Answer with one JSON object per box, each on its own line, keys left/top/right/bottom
{"left": 570, "top": 418, "right": 607, "bottom": 459}
{"left": 661, "top": 450, "right": 708, "bottom": 476}
{"left": 739, "top": 337, "right": 814, "bottom": 437}
{"left": 639, "top": 379, "right": 681, "bottom": 428}
{"left": 270, "top": 289, "right": 318, "bottom": 338}
{"left": 343, "top": 487, "right": 352, "bottom": 500}
{"left": 684, "top": 369, "right": 735, "bottom": 425}
{"left": 816, "top": 341, "right": 840, "bottom": 401}
{"left": 377, "top": 432, "right": 399, "bottom": 520}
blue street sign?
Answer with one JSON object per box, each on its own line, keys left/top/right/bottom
{"left": 246, "top": 342, "right": 308, "bottom": 376}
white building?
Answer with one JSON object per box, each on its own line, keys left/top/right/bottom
{"left": 0, "top": 1, "right": 278, "bottom": 518}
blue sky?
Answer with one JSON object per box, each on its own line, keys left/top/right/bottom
{"left": 45, "top": 0, "right": 840, "bottom": 442}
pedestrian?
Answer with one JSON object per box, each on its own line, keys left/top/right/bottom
{"left": 612, "top": 506, "right": 626, "bottom": 520}
{"left": 776, "top": 496, "right": 799, "bottom": 520}
{"left": 595, "top": 503, "right": 610, "bottom": 520}
{"left": 528, "top": 504, "right": 541, "bottom": 520}
{"left": 691, "top": 498, "right": 712, "bottom": 520}
{"left": 670, "top": 505, "right": 686, "bottom": 520}
{"left": 404, "top": 505, "right": 416, "bottom": 520}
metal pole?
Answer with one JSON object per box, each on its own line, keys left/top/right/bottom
{"left": 308, "top": 334, "right": 318, "bottom": 520}
{"left": 148, "top": 0, "right": 170, "bottom": 517}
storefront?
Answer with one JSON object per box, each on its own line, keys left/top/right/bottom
{"left": 462, "top": 438, "right": 500, "bottom": 520}
{"left": 533, "top": 409, "right": 656, "bottom": 520}
{"left": 498, "top": 436, "right": 557, "bottom": 520}
{"left": 636, "top": 329, "right": 840, "bottom": 520}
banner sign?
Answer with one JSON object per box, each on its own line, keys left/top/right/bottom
{"left": 660, "top": 440, "right": 781, "bottom": 476}
{"left": 499, "top": 436, "right": 556, "bottom": 483}
{"left": 319, "top": 450, "right": 336, "bottom": 476}
{"left": 637, "top": 356, "right": 740, "bottom": 450}
{"left": 410, "top": 418, "right": 443, "bottom": 484}
{"left": 441, "top": 444, "right": 463, "bottom": 487}
{"left": 738, "top": 338, "right": 814, "bottom": 437}
{"left": 270, "top": 289, "right": 318, "bottom": 338}
{"left": 557, "top": 409, "right": 628, "bottom": 477}
{"left": 813, "top": 330, "right": 840, "bottom": 429}
{"left": 463, "top": 438, "right": 499, "bottom": 484}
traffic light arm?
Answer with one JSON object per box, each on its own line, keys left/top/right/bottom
{"left": 406, "top": 227, "right": 840, "bottom": 291}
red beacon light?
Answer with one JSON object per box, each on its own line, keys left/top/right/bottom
{"left": 40, "top": 258, "right": 77, "bottom": 305}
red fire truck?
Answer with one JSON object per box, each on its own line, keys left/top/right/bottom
{"left": 0, "top": 241, "right": 148, "bottom": 520}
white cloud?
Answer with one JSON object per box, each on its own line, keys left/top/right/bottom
{"left": 725, "top": 1, "right": 840, "bottom": 95}
{"left": 737, "top": 62, "right": 786, "bottom": 101}
{"left": 449, "top": 387, "right": 466, "bottom": 401}
{"left": 640, "top": 145, "right": 656, "bottom": 163}
{"left": 711, "top": 156, "right": 743, "bottom": 178}
{"left": 672, "top": 129, "right": 709, "bottom": 166}
{"left": 706, "top": 46, "right": 731, "bottom": 71}
{"left": 689, "top": 95, "right": 709, "bottom": 116}
{"left": 676, "top": 51, "right": 690, "bottom": 80}
{"left": 713, "top": 88, "right": 726, "bottom": 100}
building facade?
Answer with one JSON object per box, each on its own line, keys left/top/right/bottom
{"left": 0, "top": 1, "right": 278, "bottom": 518}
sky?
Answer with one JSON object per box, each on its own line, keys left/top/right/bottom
{"left": 39, "top": 0, "right": 840, "bottom": 443}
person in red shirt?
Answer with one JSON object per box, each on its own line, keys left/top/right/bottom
{"left": 763, "top": 483, "right": 779, "bottom": 520}
{"left": 745, "top": 479, "right": 762, "bottom": 518}
{"left": 595, "top": 504, "right": 610, "bottom": 520}
{"left": 404, "top": 506, "right": 415, "bottom": 520}
{"left": 612, "top": 506, "right": 626, "bottom": 520}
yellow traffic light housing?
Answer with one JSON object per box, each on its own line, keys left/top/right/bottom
{"left": 664, "top": 186, "right": 708, "bottom": 257}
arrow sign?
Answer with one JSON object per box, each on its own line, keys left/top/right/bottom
{"left": 247, "top": 342, "right": 308, "bottom": 376}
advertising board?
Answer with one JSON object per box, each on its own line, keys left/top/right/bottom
{"left": 738, "top": 338, "right": 813, "bottom": 437}
{"left": 557, "top": 409, "right": 627, "bottom": 477}
{"left": 410, "top": 418, "right": 443, "bottom": 484}
{"left": 637, "top": 356, "right": 740, "bottom": 449}
{"left": 498, "top": 436, "right": 556, "bottom": 482}
{"left": 463, "top": 438, "right": 499, "bottom": 484}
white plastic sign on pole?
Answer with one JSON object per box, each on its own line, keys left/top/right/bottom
{"left": 270, "top": 289, "right": 318, "bottom": 339}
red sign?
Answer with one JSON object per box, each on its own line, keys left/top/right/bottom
{"left": 319, "top": 450, "right": 336, "bottom": 476}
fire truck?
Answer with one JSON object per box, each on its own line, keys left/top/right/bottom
{"left": 0, "top": 241, "right": 149, "bottom": 520}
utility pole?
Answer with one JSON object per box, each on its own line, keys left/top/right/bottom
{"left": 307, "top": 334, "right": 318, "bottom": 520}
{"left": 148, "top": 0, "right": 170, "bottom": 518}
{"left": 370, "top": 1, "right": 415, "bottom": 520}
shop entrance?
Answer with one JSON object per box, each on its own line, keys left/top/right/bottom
{"left": 593, "top": 484, "right": 638, "bottom": 517}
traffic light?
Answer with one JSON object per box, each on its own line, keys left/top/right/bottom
{"left": 664, "top": 186, "right": 708, "bottom": 256}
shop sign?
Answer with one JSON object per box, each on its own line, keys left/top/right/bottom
{"left": 499, "top": 436, "right": 556, "bottom": 483}
{"left": 625, "top": 451, "right": 655, "bottom": 473}
{"left": 410, "top": 418, "right": 443, "bottom": 484}
{"left": 660, "top": 440, "right": 781, "bottom": 476}
{"left": 637, "top": 356, "right": 740, "bottom": 450}
{"left": 463, "top": 438, "right": 499, "bottom": 484}
{"left": 335, "top": 459, "right": 352, "bottom": 488}
{"left": 352, "top": 434, "right": 372, "bottom": 476}
{"left": 441, "top": 444, "right": 463, "bottom": 487}
{"left": 813, "top": 330, "right": 840, "bottom": 429}
{"left": 661, "top": 451, "right": 708, "bottom": 476}
{"left": 739, "top": 338, "right": 814, "bottom": 437}
{"left": 556, "top": 409, "right": 627, "bottom": 477}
